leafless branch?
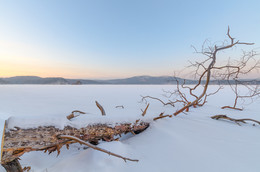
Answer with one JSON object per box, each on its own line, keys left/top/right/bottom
{"left": 211, "top": 114, "right": 260, "bottom": 126}
{"left": 57, "top": 135, "right": 139, "bottom": 162}
{"left": 153, "top": 112, "right": 172, "bottom": 121}
{"left": 67, "top": 110, "right": 86, "bottom": 120}
{"left": 141, "top": 104, "right": 150, "bottom": 116}
{"left": 95, "top": 101, "right": 106, "bottom": 116}
{"left": 141, "top": 96, "right": 175, "bottom": 107}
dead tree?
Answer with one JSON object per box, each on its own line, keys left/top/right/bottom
{"left": 1, "top": 120, "right": 149, "bottom": 171}
{"left": 142, "top": 27, "right": 259, "bottom": 115}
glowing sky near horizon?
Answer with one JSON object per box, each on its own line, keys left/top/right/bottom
{"left": 0, "top": 0, "right": 260, "bottom": 79}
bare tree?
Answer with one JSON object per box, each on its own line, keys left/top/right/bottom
{"left": 142, "top": 27, "right": 260, "bottom": 115}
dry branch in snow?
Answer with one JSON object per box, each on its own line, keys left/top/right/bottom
{"left": 1, "top": 120, "right": 149, "bottom": 171}
{"left": 141, "top": 104, "right": 150, "bottom": 116}
{"left": 211, "top": 114, "right": 260, "bottom": 126}
{"left": 95, "top": 101, "right": 106, "bottom": 116}
{"left": 153, "top": 113, "right": 172, "bottom": 121}
{"left": 67, "top": 110, "right": 86, "bottom": 120}
{"left": 57, "top": 135, "right": 139, "bottom": 162}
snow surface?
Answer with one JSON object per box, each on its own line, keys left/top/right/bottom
{"left": 0, "top": 85, "right": 260, "bottom": 172}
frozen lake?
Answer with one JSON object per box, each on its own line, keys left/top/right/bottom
{"left": 1, "top": 85, "right": 260, "bottom": 172}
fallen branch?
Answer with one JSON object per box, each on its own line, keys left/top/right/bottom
{"left": 57, "top": 135, "right": 139, "bottom": 162}
{"left": 211, "top": 114, "right": 260, "bottom": 126}
{"left": 153, "top": 113, "right": 172, "bottom": 121}
{"left": 221, "top": 106, "right": 243, "bottom": 111}
{"left": 67, "top": 110, "right": 86, "bottom": 120}
{"left": 95, "top": 101, "right": 106, "bottom": 116}
{"left": 141, "top": 104, "right": 150, "bottom": 116}
{"left": 1, "top": 121, "right": 149, "bottom": 165}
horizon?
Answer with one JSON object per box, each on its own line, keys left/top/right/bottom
{"left": 0, "top": 74, "right": 174, "bottom": 80}
{"left": 1, "top": 0, "right": 260, "bottom": 79}
{"left": 1, "top": 75, "right": 259, "bottom": 81}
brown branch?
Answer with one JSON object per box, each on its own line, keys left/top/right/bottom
{"left": 174, "top": 27, "right": 254, "bottom": 116}
{"left": 221, "top": 106, "right": 243, "bottom": 111}
{"left": 211, "top": 114, "right": 260, "bottom": 126}
{"left": 153, "top": 113, "right": 172, "bottom": 121}
{"left": 67, "top": 110, "right": 86, "bottom": 120}
{"left": 23, "top": 166, "right": 31, "bottom": 172}
{"left": 141, "top": 96, "right": 175, "bottom": 107}
{"left": 95, "top": 101, "right": 106, "bottom": 116}
{"left": 57, "top": 135, "right": 139, "bottom": 162}
{"left": 141, "top": 104, "right": 150, "bottom": 116}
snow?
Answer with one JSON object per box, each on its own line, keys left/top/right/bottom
{"left": 0, "top": 85, "right": 260, "bottom": 172}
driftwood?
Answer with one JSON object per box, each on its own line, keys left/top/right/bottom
{"left": 1, "top": 121, "right": 149, "bottom": 171}
{"left": 211, "top": 114, "right": 260, "bottom": 126}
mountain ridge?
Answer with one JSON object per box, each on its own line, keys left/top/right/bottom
{"left": 0, "top": 76, "right": 259, "bottom": 85}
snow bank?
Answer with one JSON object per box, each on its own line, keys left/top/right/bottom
{"left": 0, "top": 85, "right": 260, "bottom": 172}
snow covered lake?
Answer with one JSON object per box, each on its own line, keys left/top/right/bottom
{"left": 0, "top": 85, "right": 260, "bottom": 172}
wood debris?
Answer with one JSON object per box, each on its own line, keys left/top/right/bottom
{"left": 211, "top": 114, "right": 260, "bottom": 126}
{"left": 95, "top": 101, "right": 106, "bottom": 116}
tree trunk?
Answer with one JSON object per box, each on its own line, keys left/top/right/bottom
{"left": 1, "top": 120, "right": 149, "bottom": 167}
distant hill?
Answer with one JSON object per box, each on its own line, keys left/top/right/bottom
{"left": 1, "top": 76, "right": 69, "bottom": 84}
{"left": 0, "top": 76, "right": 259, "bottom": 85}
{"left": 103, "top": 76, "right": 183, "bottom": 84}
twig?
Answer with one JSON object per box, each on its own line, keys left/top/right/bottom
{"left": 153, "top": 114, "right": 172, "bottom": 121}
{"left": 221, "top": 106, "right": 243, "bottom": 111}
{"left": 211, "top": 114, "right": 260, "bottom": 126}
{"left": 57, "top": 135, "right": 139, "bottom": 162}
{"left": 141, "top": 96, "right": 175, "bottom": 107}
{"left": 95, "top": 101, "right": 106, "bottom": 116}
{"left": 67, "top": 110, "right": 86, "bottom": 120}
{"left": 115, "top": 105, "right": 124, "bottom": 109}
{"left": 141, "top": 104, "right": 150, "bottom": 116}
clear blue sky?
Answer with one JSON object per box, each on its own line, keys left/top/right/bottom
{"left": 0, "top": 0, "right": 260, "bottom": 79}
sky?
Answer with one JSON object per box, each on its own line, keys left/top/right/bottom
{"left": 0, "top": 0, "right": 260, "bottom": 79}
